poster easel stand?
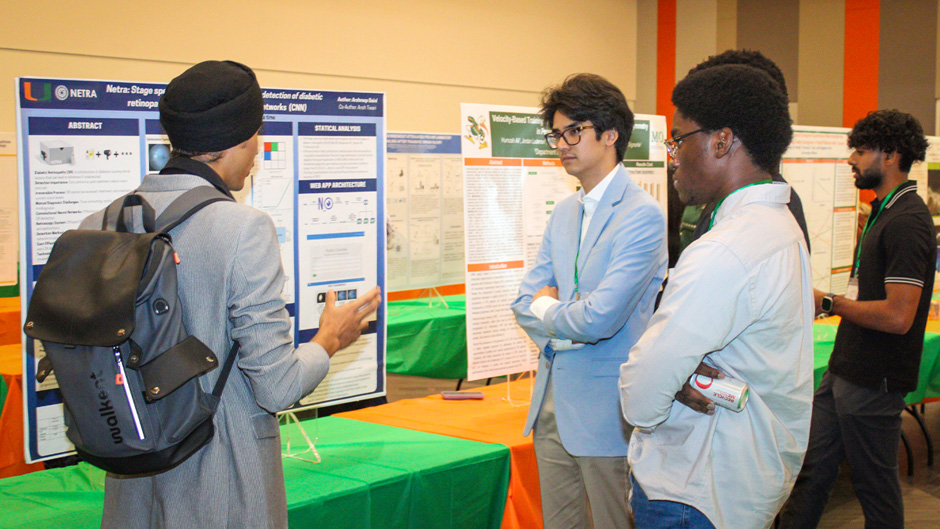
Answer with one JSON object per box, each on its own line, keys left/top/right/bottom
{"left": 503, "top": 370, "right": 533, "bottom": 407}
{"left": 416, "top": 286, "right": 449, "bottom": 309}
{"left": 280, "top": 410, "right": 321, "bottom": 464}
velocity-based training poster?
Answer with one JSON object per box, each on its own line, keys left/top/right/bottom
{"left": 459, "top": 104, "right": 667, "bottom": 381}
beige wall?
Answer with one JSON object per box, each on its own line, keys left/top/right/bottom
{"left": 879, "top": 0, "right": 937, "bottom": 133}
{"left": 7, "top": 1, "right": 940, "bottom": 137}
{"left": 676, "top": 0, "right": 720, "bottom": 80}
{"left": 635, "top": 0, "right": 659, "bottom": 115}
{"left": 0, "top": 0, "right": 637, "bottom": 134}
{"left": 737, "top": 0, "right": 799, "bottom": 102}
{"left": 797, "top": 0, "right": 845, "bottom": 127}
{"left": 716, "top": 0, "right": 738, "bottom": 53}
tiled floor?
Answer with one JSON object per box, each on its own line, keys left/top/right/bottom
{"left": 817, "top": 403, "right": 940, "bottom": 528}
{"left": 386, "top": 374, "right": 940, "bottom": 528}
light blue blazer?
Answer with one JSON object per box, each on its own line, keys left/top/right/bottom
{"left": 511, "top": 165, "right": 667, "bottom": 457}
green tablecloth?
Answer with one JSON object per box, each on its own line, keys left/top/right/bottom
{"left": 813, "top": 323, "right": 940, "bottom": 405}
{"left": 0, "top": 416, "right": 510, "bottom": 529}
{"left": 383, "top": 297, "right": 940, "bottom": 401}
{"left": 387, "top": 295, "right": 467, "bottom": 379}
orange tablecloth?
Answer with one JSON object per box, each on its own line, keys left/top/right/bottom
{"left": 337, "top": 381, "right": 541, "bottom": 529}
{"left": 0, "top": 343, "right": 44, "bottom": 478}
{"left": 0, "top": 297, "right": 20, "bottom": 346}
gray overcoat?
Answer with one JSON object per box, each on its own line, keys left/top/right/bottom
{"left": 79, "top": 172, "right": 330, "bottom": 529}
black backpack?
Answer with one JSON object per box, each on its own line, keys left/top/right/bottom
{"left": 24, "top": 186, "right": 238, "bottom": 475}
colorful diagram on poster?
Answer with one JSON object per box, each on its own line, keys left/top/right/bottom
{"left": 264, "top": 141, "right": 287, "bottom": 170}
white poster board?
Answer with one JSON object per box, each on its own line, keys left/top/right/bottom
{"left": 460, "top": 105, "right": 667, "bottom": 381}
{"left": 623, "top": 116, "right": 669, "bottom": 212}
{"left": 0, "top": 133, "right": 17, "bottom": 287}
{"left": 913, "top": 135, "right": 940, "bottom": 290}
{"left": 386, "top": 132, "right": 464, "bottom": 291}
{"left": 16, "top": 77, "right": 386, "bottom": 463}
{"left": 780, "top": 125, "right": 857, "bottom": 295}
{"left": 914, "top": 135, "right": 940, "bottom": 220}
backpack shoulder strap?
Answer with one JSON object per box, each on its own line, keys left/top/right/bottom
{"left": 155, "top": 186, "right": 234, "bottom": 233}
{"left": 101, "top": 194, "right": 128, "bottom": 230}
{"left": 101, "top": 193, "right": 157, "bottom": 233}
{"left": 212, "top": 342, "right": 240, "bottom": 399}
{"left": 154, "top": 186, "right": 238, "bottom": 396}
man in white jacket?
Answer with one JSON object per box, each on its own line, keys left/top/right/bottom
{"left": 619, "top": 63, "right": 814, "bottom": 529}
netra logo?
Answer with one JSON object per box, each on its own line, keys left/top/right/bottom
{"left": 64, "top": 86, "right": 98, "bottom": 99}
{"left": 24, "top": 82, "right": 98, "bottom": 102}
{"left": 23, "top": 81, "right": 51, "bottom": 102}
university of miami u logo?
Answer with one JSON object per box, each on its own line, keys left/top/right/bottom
{"left": 23, "top": 82, "right": 51, "bottom": 102}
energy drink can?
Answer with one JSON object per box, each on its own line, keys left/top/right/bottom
{"left": 690, "top": 374, "right": 749, "bottom": 412}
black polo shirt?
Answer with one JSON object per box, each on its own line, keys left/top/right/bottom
{"left": 829, "top": 181, "right": 936, "bottom": 392}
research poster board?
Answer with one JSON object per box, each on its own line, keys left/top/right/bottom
{"left": 915, "top": 135, "right": 940, "bottom": 222}
{"left": 780, "top": 125, "right": 857, "bottom": 295}
{"left": 624, "top": 115, "right": 669, "bottom": 211}
{"left": 386, "top": 132, "right": 465, "bottom": 291}
{"left": 460, "top": 104, "right": 667, "bottom": 381}
{"left": 0, "top": 133, "right": 16, "bottom": 287}
{"left": 912, "top": 135, "right": 940, "bottom": 291}
{"left": 17, "top": 77, "right": 386, "bottom": 463}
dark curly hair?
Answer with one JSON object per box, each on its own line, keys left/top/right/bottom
{"left": 687, "top": 49, "right": 789, "bottom": 99}
{"left": 672, "top": 64, "right": 792, "bottom": 174}
{"left": 848, "top": 110, "right": 928, "bottom": 172}
{"left": 540, "top": 73, "right": 634, "bottom": 161}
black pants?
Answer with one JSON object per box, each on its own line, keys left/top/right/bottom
{"left": 778, "top": 372, "right": 906, "bottom": 529}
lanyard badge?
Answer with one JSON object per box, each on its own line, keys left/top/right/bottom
{"left": 845, "top": 277, "right": 859, "bottom": 301}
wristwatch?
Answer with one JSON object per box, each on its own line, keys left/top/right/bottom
{"left": 820, "top": 293, "right": 836, "bottom": 316}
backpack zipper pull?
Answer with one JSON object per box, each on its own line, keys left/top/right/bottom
{"left": 113, "top": 346, "right": 146, "bottom": 441}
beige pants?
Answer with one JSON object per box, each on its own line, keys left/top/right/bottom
{"left": 533, "top": 376, "right": 633, "bottom": 529}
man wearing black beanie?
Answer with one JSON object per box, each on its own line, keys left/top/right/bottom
{"left": 82, "top": 60, "right": 381, "bottom": 529}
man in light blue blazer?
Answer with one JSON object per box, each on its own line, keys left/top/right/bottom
{"left": 511, "top": 73, "right": 667, "bottom": 529}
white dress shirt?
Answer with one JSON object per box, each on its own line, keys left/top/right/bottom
{"left": 531, "top": 165, "right": 618, "bottom": 351}
{"left": 619, "top": 182, "right": 814, "bottom": 529}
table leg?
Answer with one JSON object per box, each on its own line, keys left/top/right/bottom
{"left": 904, "top": 405, "right": 934, "bottom": 467}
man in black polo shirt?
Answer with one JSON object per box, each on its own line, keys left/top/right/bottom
{"left": 779, "top": 110, "right": 935, "bottom": 528}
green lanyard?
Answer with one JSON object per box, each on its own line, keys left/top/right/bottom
{"left": 707, "top": 179, "right": 773, "bottom": 231}
{"left": 574, "top": 203, "right": 584, "bottom": 295}
{"left": 853, "top": 182, "right": 904, "bottom": 276}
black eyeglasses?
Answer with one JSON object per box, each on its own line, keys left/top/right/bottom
{"left": 664, "top": 129, "right": 704, "bottom": 158}
{"left": 544, "top": 125, "right": 596, "bottom": 149}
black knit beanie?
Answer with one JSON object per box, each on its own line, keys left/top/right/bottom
{"left": 159, "top": 60, "right": 263, "bottom": 152}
